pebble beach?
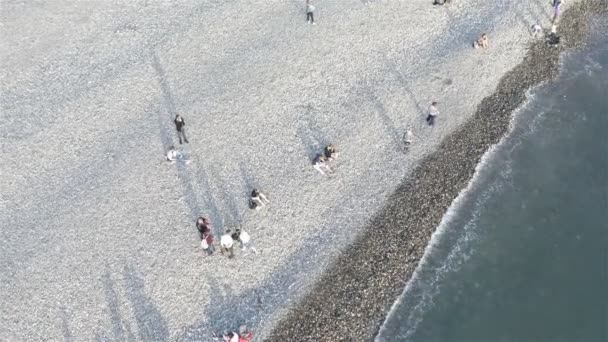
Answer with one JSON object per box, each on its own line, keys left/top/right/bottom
{"left": 1, "top": 0, "right": 604, "bottom": 341}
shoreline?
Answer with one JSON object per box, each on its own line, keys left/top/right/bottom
{"left": 267, "top": 1, "right": 606, "bottom": 341}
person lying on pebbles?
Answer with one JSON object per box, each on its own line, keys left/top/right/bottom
{"left": 166, "top": 146, "right": 191, "bottom": 164}
{"left": 313, "top": 154, "right": 333, "bottom": 176}
{"left": 473, "top": 33, "right": 489, "bottom": 49}
{"left": 433, "top": 0, "right": 452, "bottom": 5}
{"left": 249, "top": 188, "right": 270, "bottom": 210}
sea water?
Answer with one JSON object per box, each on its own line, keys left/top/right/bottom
{"left": 377, "top": 17, "right": 608, "bottom": 342}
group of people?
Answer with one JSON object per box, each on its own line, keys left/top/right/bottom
{"left": 213, "top": 325, "right": 253, "bottom": 342}
{"left": 197, "top": 216, "right": 258, "bottom": 258}
{"left": 165, "top": 0, "right": 571, "bottom": 337}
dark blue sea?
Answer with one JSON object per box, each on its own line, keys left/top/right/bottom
{"left": 377, "top": 16, "right": 608, "bottom": 342}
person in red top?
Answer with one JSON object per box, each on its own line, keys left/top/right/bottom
{"left": 196, "top": 217, "right": 215, "bottom": 255}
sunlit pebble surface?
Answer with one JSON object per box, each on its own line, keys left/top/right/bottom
{"left": 0, "top": 0, "right": 589, "bottom": 340}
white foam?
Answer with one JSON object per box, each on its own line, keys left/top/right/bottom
{"left": 375, "top": 93, "right": 544, "bottom": 341}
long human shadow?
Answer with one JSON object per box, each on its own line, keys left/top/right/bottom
{"left": 238, "top": 162, "right": 258, "bottom": 193}
{"left": 123, "top": 265, "right": 170, "bottom": 341}
{"left": 99, "top": 268, "right": 135, "bottom": 341}
{"left": 174, "top": 191, "right": 362, "bottom": 341}
{"left": 194, "top": 165, "right": 222, "bottom": 234}
{"left": 1, "top": 110, "right": 156, "bottom": 289}
{"left": 59, "top": 306, "right": 73, "bottom": 342}
{"left": 370, "top": 87, "right": 401, "bottom": 148}
{"left": 3, "top": 0, "right": 243, "bottom": 141}
{"left": 295, "top": 103, "right": 330, "bottom": 161}
{"left": 206, "top": 164, "right": 242, "bottom": 230}
{"left": 95, "top": 264, "right": 168, "bottom": 341}
{"left": 150, "top": 50, "right": 202, "bottom": 221}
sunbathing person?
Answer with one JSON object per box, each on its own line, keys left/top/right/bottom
{"left": 249, "top": 189, "right": 270, "bottom": 210}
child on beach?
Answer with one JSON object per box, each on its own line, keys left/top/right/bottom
{"left": 426, "top": 102, "right": 439, "bottom": 126}
{"left": 249, "top": 189, "right": 270, "bottom": 210}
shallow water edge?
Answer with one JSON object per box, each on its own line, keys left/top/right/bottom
{"left": 266, "top": 1, "right": 607, "bottom": 341}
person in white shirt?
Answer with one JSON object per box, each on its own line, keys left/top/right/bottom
{"left": 426, "top": 102, "right": 439, "bottom": 126}
{"left": 166, "top": 146, "right": 180, "bottom": 163}
{"left": 306, "top": 0, "right": 315, "bottom": 24}
{"left": 166, "top": 146, "right": 190, "bottom": 165}
{"left": 403, "top": 128, "right": 414, "bottom": 151}
{"left": 232, "top": 229, "right": 258, "bottom": 254}
{"left": 220, "top": 231, "right": 235, "bottom": 258}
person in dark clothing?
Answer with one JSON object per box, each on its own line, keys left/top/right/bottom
{"left": 433, "top": 0, "right": 451, "bottom": 5}
{"left": 174, "top": 114, "right": 189, "bottom": 144}
{"left": 196, "top": 217, "right": 215, "bottom": 255}
{"left": 196, "top": 217, "right": 211, "bottom": 236}
{"left": 324, "top": 144, "right": 338, "bottom": 161}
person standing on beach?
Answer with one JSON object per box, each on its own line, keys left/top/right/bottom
{"left": 174, "top": 114, "right": 189, "bottom": 144}
{"left": 196, "top": 217, "right": 211, "bottom": 237}
{"left": 403, "top": 128, "right": 414, "bottom": 151}
{"left": 426, "top": 102, "right": 439, "bottom": 126}
{"left": 231, "top": 229, "right": 258, "bottom": 254}
{"left": 196, "top": 217, "right": 215, "bottom": 255}
{"left": 221, "top": 230, "right": 235, "bottom": 258}
{"left": 306, "top": 0, "right": 315, "bottom": 25}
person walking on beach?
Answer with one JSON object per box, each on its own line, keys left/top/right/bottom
{"left": 174, "top": 114, "right": 189, "bottom": 144}
{"left": 306, "top": 0, "right": 315, "bottom": 25}
{"left": 426, "top": 102, "right": 439, "bottom": 126}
